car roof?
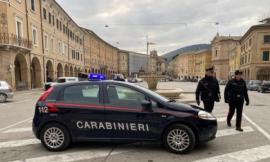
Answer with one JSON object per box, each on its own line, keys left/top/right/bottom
{"left": 53, "top": 80, "right": 136, "bottom": 88}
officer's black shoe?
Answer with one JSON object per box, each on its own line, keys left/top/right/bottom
{"left": 236, "top": 128, "right": 244, "bottom": 132}
{"left": 227, "top": 121, "right": 231, "bottom": 127}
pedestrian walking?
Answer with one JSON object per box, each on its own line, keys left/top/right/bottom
{"left": 196, "top": 67, "right": 220, "bottom": 113}
{"left": 224, "top": 70, "right": 249, "bottom": 132}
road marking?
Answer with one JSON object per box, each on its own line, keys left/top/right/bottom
{"left": 0, "top": 126, "right": 254, "bottom": 149}
{"left": 3, "top": 127, "right": 32, "bottom": 134}
{"left": 217, "top": 116, "right": 235, "bottom": 123}
{"left": 12, "top": 148, "right": 132, "bottom": 162}
{"left": 216, "top": 126, "right": 254, "bottom": 138}
{"left": 0, "top": 117, "right": 32, "bottom": 132}
{"left": 0, "top": 99, "right": 34, "bottom": 107}
{"left": 0, "top": 139, "right": 39, "bottom": 149}
{"left": 193, "top": 145, "right": 270, "bottom": 162}
{"left": 244, "top": 113, "right": 270, "bottom": 140}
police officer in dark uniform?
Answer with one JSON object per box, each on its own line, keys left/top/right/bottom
{"left": 196, "top": 67, "right": 220, "bottom": 113}
{"left": 224, "top": 70, "right": 249, "bottom": 132}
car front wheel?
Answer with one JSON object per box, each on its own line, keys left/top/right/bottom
{"left": 163, "top": 124, "right": 196, "bottom": 154}
{"left": 40, "top": 123, "right": 71, "bottom": 151}
{"left": 0, "top": 93, "right": 7, "bottom": 103}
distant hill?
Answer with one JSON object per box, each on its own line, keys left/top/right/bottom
{"left": 162, "top": 44, "right": 211, "bottom": 62}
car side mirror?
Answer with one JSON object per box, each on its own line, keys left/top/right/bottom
{"left": 141, "top": 100, "right": 152, "bottom": 112}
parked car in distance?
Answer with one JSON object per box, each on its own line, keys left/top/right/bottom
{"left": 219, "top": 80, "right": 227, "bottom": 85}
{"left": 247, "top": 80, "right": 262, "bottom": 91}
{"left": 112, "top": 74, "right": 125, "bottom": 81}
{"left": 257, "top": 81, "right": 270, "bottom": 93}
{"left": 135, "top": 77, "right": 143, "bottom": 82}
{"left": 127, "top": 78, "right": 137, "bottom": 83}
{"left": 0, "top": 81, "right": 13, "bottom": 103}
{"left": 44, "top": 77, "right": 79, "bottom": 90}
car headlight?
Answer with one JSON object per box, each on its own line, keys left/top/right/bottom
{"left": 198, "top": 111, "right": 216, "bottom": 120}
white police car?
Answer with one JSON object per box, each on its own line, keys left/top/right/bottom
{"left": 33, "top": 75, "right": 217, "bottom": 154}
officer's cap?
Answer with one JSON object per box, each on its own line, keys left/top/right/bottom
{"left": 235, "top": 70, "right": 243, "bottom": 75}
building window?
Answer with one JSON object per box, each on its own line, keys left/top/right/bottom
{"left": 56, "top": 19, "right": 59, "bottom": 29}
{"left": 262, "top": 51, "right": 269, "bottom": 61}
{"left": 215, "top": 50, "right": 218, "bottom": 56}
{"left": 32, "top": 27, "right": 38, "bottom": 46}
{"left": 72, "top": 50, "right": 75, "bottom": 59}
{"left": 49, "top": 13, "right": 51, "bottom": 24}
{"left": 58, "top": 42, "right": 61, "bottom": 53}
{"left": 249, "top": 38, "right": 252, "bottom": 46}
{"left": 43, "top": 8, "right": 47, "bottom": 20}
{"left": 50, "top": 38, "right": 54, "bottom": 52}
{"left": 62, "top": 43, "right": 65, "bottom": 54}
{"left": 52, "top": 15, "right": 55, "bottom": 26}
{"left": 30, "top": 0, "right": 35, "bottom": 11}
{"left": 264, "top": 35, "right": 270, "bottom": 43}
{"left": 63, "top": 25, "right": 66, "bottom": 34}
{"left": 59, "top": 21, "right": 62, "bottom": 31}
{"left": 15, "top": 18, "right": 23, "bottom": 38}
{"left": 44, "top": 34, "right": 48, "bottom": 50}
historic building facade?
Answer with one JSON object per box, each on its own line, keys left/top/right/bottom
{"left": 0, "top": 0, "right": 119, "bottom": 90}
{"left": 172, "top": 49, "right": 212, "bottom": 80}
{"left": 149, "top": 50, "right": 166, "bottom": 75}
{"left": 83, "top": 28, "right": 119, "bottom": 78}
{"left": 194, "top": 49, "right": 212, "bottom": 79}
{"left": 171, "top": 52, "right": 193, "bottom": 79}
{"left": 240, "top": 19, "right": 270, "bottom": 80}
{"left": 128, "top": 51, "right": 148, "bottom": 76}
{"left": 118, "top": 50, "right": 129, "bottom": 77}
{"left": 211, "top": 34, "right": 241, "bottom": 80}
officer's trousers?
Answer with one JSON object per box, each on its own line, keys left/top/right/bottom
{"left": 227, "top": 101, "right": 244, "bottom": 128}
{"left": 203, "top": 100, "right": 215, "bottom": 113}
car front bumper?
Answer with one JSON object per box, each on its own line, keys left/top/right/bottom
{"left": 197, "top": 119, "right": 218, "bottom": 143}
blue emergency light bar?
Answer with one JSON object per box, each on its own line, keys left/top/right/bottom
{"left": 88, "top": 73, "right": 106, "bottom": 81}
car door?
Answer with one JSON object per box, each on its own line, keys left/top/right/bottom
{"left": 55, "top": 82, "right": 106, "bottom": 140}
{"left": 103, "top": 83, "right": 164, "bottom": 140}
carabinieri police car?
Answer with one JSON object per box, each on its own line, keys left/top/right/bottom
{"left": 33, "top": 76, "right": 217, "bottom": 154}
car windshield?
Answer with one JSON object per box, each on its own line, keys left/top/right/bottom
{"left": 131, "top": 84, "right": 170, "bottom": 102}
{"left": 57, "top": 79, "right": 66, "bottom": 83}
{"left": 263, "top": 81, "right": 270, "bottom": 85}
{"left": 0, "top": 81, "right": 9, "bottom": 88}
{"left": 251, "top": 80, "right": 262, "bottom": 84}
{"left": 67, "top": 79, "right": 77, "bottom": 82}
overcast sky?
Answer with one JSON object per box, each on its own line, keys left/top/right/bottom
{"left": 56, "top": 0, "right": 270, "bottom": 55}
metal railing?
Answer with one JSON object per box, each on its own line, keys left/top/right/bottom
{"left": 0, "top": 33, "right": 32, "bottom": 49}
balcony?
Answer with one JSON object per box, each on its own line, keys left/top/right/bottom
{"left": 0, "top": 33, "right": 32, "bottom": 52}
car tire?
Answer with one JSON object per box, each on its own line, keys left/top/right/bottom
{"left": 163, "top": 124, "right": 196, "bottom": 154}
{"left": 0, "top": 93, "right": 7, "bottom": 103}
{"left": 40, "top": 123, "right": 71, "bottom": 151}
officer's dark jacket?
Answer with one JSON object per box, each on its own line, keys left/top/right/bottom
{"left": 224, "top": 79, "right": 249, "bottom": 103}
{"left": 196, "top": 76, "right": 220, "bottom": 101}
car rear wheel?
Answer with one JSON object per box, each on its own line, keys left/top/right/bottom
{"left": 40, "top": 123, "right": 71, "bottom": 151}
{"left": 0, "top": 93, "right": 7, "bottom": 103}
{"left": 163, "top": 124, "right": 196, "bottom": 154}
